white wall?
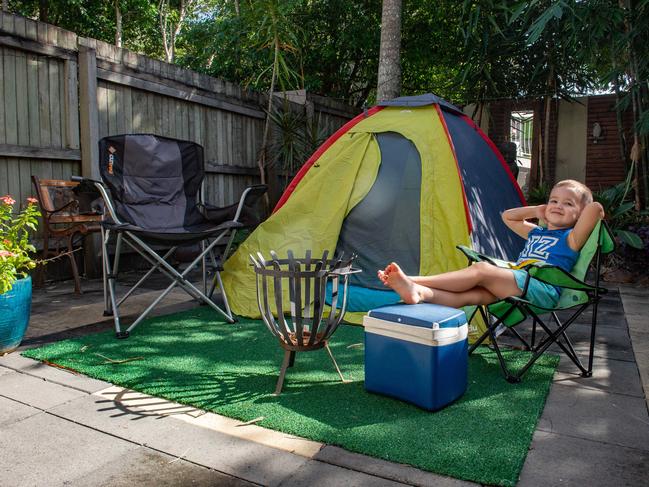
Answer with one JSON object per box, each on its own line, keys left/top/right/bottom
{"left": 555, "top": 97, "right": 588, "bottom": 182}
{"left": 462, "top": 103, "right": 490, "bottom": 133}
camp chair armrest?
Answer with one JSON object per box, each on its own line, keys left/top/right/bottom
{"left": 502, "top": 294, "right": 559, "bottom": 311}
{"left": 200, "top": 184, "right": 268, "bottom": 227}
{"left": 526, "top": 263, "right": 604, "bottom": 293}
{"left": 232, "top": 184, "right": 267, "bottom": 224}
{"left": 456, "top": 245, "right": 511, "bottom": 268}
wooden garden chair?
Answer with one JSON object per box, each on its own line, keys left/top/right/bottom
{"left": 31, "top": 176, "right": 102, "bottom": 294}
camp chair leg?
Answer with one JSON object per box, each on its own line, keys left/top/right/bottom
{"left": 206, "top": 229, "right": 238, "bottom": 301}
{"left": 122, "top": 239, "right": 205, "bottom": 304}
{"left": 201, "top": 240, "right": 208, "bottom": 296}
{"left": 101, "top": 228, "right": 116, "bottom": 317}
{"left": 548, "top": 312, "right": 584, "bottom": 368}
{"left": 102, "top": 231, "right": 125, "bottom": 337}
{"left": 515, "top": 305, "right": 591, "bottom": 379}
{"left": 485, "top": 327, "right": 521, "bottom": 383}
{"left": 101, "top": 227, "right": 109, "bottom": 315}
{"left": 274, "top": 350, "right": 295, "bottom": 395}
{"left": 212, "top": 270, "right": 234, "bottom": 322}
{"left": 125, "top": 232, "right": 235, "bottom": 327}
{"left": 586, "top": 297, "right": 601, "bottom": 377}
{"left": 468, "top": 307, "right": 494, "bottom": 354}
{"left": 536, "top": 307, "right": 589, "bottom": 372}
{"left": 115, "top": 246, "right": 177, "bottom": 308}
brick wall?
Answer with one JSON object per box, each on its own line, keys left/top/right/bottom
{"left": 585, "top": 94, "right": 633, "bottom": 190}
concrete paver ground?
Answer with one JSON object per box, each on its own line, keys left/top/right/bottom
{"left": 1, "top": 275, "right": 648, "bottom": 486}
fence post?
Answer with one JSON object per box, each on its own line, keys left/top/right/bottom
{"left": 78, "top": 41, "right": 101, "bottom": 277}
{"left": 78, "top": 42, "right": 99, "bottom": 179}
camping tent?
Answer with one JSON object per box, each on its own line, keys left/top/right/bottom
{"left": 222, "top": 94, "right": 526, "bottom": 323}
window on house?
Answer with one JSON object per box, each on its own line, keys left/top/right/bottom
{"left": 510, "top": 111, "right": 534, "bottom": 167}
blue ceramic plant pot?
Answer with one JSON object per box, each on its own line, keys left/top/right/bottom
{"left": 0, "top": 276, "right": 32, "bottom": 354}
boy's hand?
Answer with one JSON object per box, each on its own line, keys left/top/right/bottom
{"left": 568, "top": 201, "right": 605, "bottom": 251}
{"left": 502, "top": 205, "right": 542, "bottom": 239}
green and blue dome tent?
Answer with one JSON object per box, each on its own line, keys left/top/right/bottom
{"left": 222, "top": 94, "right": 526, "bottom": 324}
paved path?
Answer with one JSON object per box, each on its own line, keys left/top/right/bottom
{"left": 1, "top": 278, "right": 648, "bottom": 486}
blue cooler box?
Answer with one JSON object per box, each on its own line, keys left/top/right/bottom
{"left": 363, "top": 303, "right": 468, "bottom": 411}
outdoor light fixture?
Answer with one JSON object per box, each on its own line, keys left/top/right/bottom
{"left": 592, "top": 122, "right": 603, "bottom": 143}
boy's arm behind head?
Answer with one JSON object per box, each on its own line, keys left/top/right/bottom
{"left": 568, "top": 202, "right": 605, "bottom": 251}
{"left": 502, "top": 205, "right": 544, "bottom": 239}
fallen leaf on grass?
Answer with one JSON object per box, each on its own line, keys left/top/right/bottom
{"left": 92, "top": 353, "right": 144, "bottom": 365}
{"left": 236, "top": 416, "right": 265, "bottom": 427}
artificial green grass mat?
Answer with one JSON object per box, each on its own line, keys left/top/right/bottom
{"left": 23, "top": 308, "right": 558, "bottom": 486}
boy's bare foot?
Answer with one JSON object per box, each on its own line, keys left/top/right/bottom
{"left": 377, "top": 262, "right": 396, "bottom": 285}
{"left": 382, "top": 262, "right": 422, "bottom": 304}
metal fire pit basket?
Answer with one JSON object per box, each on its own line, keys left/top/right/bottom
{"left": 250, "top": 250, "right": 358, "bottom": 394}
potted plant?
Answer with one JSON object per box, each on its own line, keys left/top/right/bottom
{"left": 0, "top": 195, "right": 39, "bottom": 354}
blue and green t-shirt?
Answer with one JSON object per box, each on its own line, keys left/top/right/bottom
{"left": 516, "top": 226, "right": 579, "bottom": 272}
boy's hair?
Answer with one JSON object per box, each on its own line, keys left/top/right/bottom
{"left": 553, "top": 179, "right": 593, "bottom": 206}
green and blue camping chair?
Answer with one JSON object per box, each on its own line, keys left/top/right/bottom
{"left": 458, "top": 221, "right": 615, "bottom": 383}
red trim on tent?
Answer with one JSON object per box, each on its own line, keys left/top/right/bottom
{"left": 273, "top": 106, "right": 385, "bottom": 213}
{"left": 435, "top": 104, "right": 473, "bottom": 234}
{"left": 460, "top": 114, "right": 527, "bottom": 205}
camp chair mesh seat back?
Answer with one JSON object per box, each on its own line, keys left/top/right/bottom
{"left": 94, "top": 134, "right": 267, "bottom": 338}
{"left": 461, "top": 221, "right": 615, "bottom": 382}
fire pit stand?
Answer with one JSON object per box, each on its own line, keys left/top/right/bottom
{"left": 250, "top": 250, "right": 358, "bottom": 394}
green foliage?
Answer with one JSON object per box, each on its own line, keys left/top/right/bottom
{"left": 525, "top": 181, "right": 551, "bottom": 206}
{"left": 594, "top": 180, "right": 646, "bottom": 249}
{"left": 8, "top": 0, "right": 162, "bottom": 57}
{"left": 178, "top": 0, "right": 381, "bottom": 107}
{"left": 0, "top": 196, "right": 40, "bottom": 294}
{"left": 265, "top": 100, "right": 328, "bottom": 187}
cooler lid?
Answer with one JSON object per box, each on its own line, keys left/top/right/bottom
{"left": 367, "top": 303, "right": 466, "bottom": 329}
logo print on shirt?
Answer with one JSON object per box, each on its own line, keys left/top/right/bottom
{"left": 521, "top": 235, "right": 559, "bottom": 261}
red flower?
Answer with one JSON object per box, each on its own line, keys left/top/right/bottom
{"left": 0, "top": 195, "right": 16, "bottom": 206}
{"left": 27, "top": 197, "right": 38, "bottom": 204}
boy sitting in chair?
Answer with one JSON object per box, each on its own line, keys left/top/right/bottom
{"left": 378, "top": 180, "right": 605, "bottom": 308}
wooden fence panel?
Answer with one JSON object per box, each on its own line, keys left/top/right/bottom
{"left": 0, "top": 42, "right": 79, "bottom": 203}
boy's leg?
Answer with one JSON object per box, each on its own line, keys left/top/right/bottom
{"left": 385, "top": 262, "right": 520, "bottom": 297}
{"left": 383, "top": 270, "right": 498, "bottom": 306}
{"left": 381, "top": 262, "right": 521, "bottom": 304}
{"left": 418, "top": 286, "right": 498, "bottom": 307}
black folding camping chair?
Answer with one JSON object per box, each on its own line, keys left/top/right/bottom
{"left": 84, "top": 134, "right": 266, "bottom": 338}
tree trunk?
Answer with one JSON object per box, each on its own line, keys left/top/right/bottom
{"left": 39, "top": 0, "right": 49, "bottom": 22}
{"left": 115, "top": 1, "right": 123, "bottom": 48}
{"left": 542, "top": 66, "right": 555, "bottom": 184}
{"left": 529, "top": 101, "right": 543, "bottom": 190}
{"left": 159, "top": 0, "right": 192, "bottom": 64}
{"left": 256, "top": 38, "right": 279, "bottom": 212}
{"left": 376, "top": 0, "right": 402, "bottom": 102}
